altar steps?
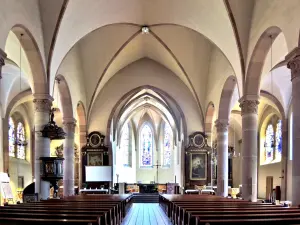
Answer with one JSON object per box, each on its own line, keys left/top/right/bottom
{"left": 132, "top": 194, "right": 159, "bottom": 203}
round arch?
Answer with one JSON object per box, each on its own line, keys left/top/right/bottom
{"left": 245, "top": 26, "right": 284, "bottom": 96}
{"left": 6, "top": 25, "right": 48, "bottom": 95}
{"left": 218, "top": 76, "right": 237, "bottom": 121}
{"left": 55, "top": 74, "right": 74, "bottom": 120}
{"left": 205, "top": 102, "right": 215, "bottom": 134}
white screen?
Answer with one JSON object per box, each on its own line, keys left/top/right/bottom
{"left": 85, "top": 166, "right": 112, "bottom": 182}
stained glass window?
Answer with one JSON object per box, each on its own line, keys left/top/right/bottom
{"left": 275, "top": 120, "right": 282, "bottom": 161}
{"left": 8, "top": 117, "right": 15, "bottom": 157}
{"left": 140, "top": 124, "right": 153, "bottom": 167}
{"left": 17, "top": 122, "right": 26, "bottom": 159}
{"left": 163, "top": 123, "right": 172, "bottom": 167}
{"left": 121, "top": 123, "right": 130, "bottom": 166}
{"left": 265, "top": 124, "right": 274, "bottom": 163}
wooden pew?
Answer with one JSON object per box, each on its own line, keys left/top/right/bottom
{"left": 159, "top": 194, "right": 300, "bottom": 225}
{"left": 0, "top": 194, "right": 132, "bottom": 225}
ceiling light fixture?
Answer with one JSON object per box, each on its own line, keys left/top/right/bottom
{"left": 141, "top": 26, "right": 149, "bottom": 34}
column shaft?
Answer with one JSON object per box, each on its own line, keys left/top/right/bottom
{"left": 240, "top": 99, "right": 259, "bottom": 202}
{"left": 286, "top": 49, "right": 300, "bottom": 205}
{"left": 33, "top": 96, "right": 52, "bottom": 200}
{"left": 63, "top": 119, "right": 76, "bottom": 196}
{"left": 215, "top": 120, "right": 229, "bottom": 197}
{"left": 0, "top": 49, "right": 7, "bottom": 173}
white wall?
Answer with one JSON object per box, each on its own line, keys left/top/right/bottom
{"left": 258, "top": 163, "right": 281, "bottom": 199}
{"left": 8, "top": 158, "right": 32, "bottom": 201}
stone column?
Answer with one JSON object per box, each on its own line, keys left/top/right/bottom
{"left": 0, "top": 49, "right": 7, "bottom": 173}
{"left": 239, "top": 98, "right": 259, "bottom": 202}
{"left": 215, "top": 119, "right": 229, "bottom": 197}
{"left": 33, "top": 95, "right": 53, "bottom": 200}
{"left": 280, "top": 119, "right": 288, "bottom": 200}
{"left": 286, "top": 48, "right": 300, "bottom": 205}
{"left": 78, "top": 130, "right": 87, "bottom": 189}
{"left": 63, "top": 118, "right": 76, "bottom": 197}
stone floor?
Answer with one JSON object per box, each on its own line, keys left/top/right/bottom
{"left": 121, "top": 203, "right": 172, "bottom": 225}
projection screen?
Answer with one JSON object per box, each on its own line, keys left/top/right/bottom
{"left": 85, "top": 166, "right": 112, "bottom": 182}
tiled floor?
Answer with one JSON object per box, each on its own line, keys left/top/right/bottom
{"left": 121, "top": 203, "right": 172, "bottom": 225}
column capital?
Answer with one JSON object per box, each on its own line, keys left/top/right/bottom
{"left": 286, "top": 47, "right": 300, "bottom": 81}
{"left": 33, "top": 94, "right": 53, "bottom": 113}
{"left": 0, "top": 48, "right": 7, "bottom": 79}
{"left": 63, "top": 118, "right": 76, "bottom": 133}
{"left": 239, "top": 99, "right": 259, "bottom": 116}
{"left": 215, "top": 119, "right": 229, "bottom": 132}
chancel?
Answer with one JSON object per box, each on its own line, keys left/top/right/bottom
{"left": 0, "top": 1, "right": 300, "bottom": 224}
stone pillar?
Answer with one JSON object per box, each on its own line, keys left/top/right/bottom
{"left": 78, "top": 130, "right": 86, "bottom": 189}
{"left": 280, "top": 119, "right": 288, "bottom": 200}
{"left": 286, "top": 48, "right": 300, "bottom": 205}
{"left": 0, "top": 49, "right": 7, "bottom": 173}
{"left": 215, "top": 119, "right": 229, "bottom": 197}
{"left": 33, "top": 95, "right": 53, "bottom": 200}
{"left": 239, "top": 98, "right": 259, "bottom": 202}
{"left": 63, "top": 118, "right": 76, "bottom": 197}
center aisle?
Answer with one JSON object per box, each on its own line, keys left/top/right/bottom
{"left": 122, "top": 203, "right": 172, "bottom": 225}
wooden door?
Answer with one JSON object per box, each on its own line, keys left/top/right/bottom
{"left": 266, "top": 176, "right": 273, "bottom": 200}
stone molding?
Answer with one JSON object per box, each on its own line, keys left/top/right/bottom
{"left": 287, "top": 55, "right": 300, "bottom": 81}
{"left": 215, "top": 119, "right": 229, "bottom": 132}
{"left": 33, "top": 98, "right": 52, "bottom": 113}
{"left": 239, "top": 100, "right": 259, "bottom": 116}
{"left": 0, "top": 49, "right": 7, "bottom": 79}
{"left": 63, "top": 118, "right": 76, "bottom": 133}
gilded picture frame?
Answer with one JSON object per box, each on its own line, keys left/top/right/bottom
{"left": 190, "top": 152, "right": 207, "bottom": 180}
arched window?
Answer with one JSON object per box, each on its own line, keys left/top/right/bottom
{"left": 121, "top": 123, "right": 130, "bottom": 166}
{"left": 8, "top": 117, "right": 15, "bottom": 157}
{"left": 140, "top": 124, "right": 153, "bottom": 167}
{"left": 16, "top": 122, "right": 26, "bottom": 159}
{"left": 275, "top": 120, "right": 282, "bottom": 161}
{"left": 265, "top": 124, "right": 274, "bottom": 163}
{"left": 163, "top": 122, "right": 172, "bottom": 167}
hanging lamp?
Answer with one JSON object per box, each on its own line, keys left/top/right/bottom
{"left": 40, "top": 77, "right": 66, "bottom": 140}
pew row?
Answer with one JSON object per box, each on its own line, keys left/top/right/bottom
{"left": 159, "top": 194, "right": 300, "bottom": 225}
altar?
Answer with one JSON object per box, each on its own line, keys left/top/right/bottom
{"left": 125, "top": 183, "right": 178, "bottom": 194}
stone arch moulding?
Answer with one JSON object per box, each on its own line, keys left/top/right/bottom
{"left": 114, "top": 92, "right": 179, "bottom": 145}
{"left": 218, "top": 75, "right": 237, "bottom": 121}
{"left": 55, "top": 74, "right": 74, "bottom": 120}
{"left": 9, "top": 25, "right": 48, "bottom": 95}
{"left": 105, "top": 85, "right": 188, "bottom": 147}
{"left": 260, "top": 90, "right": 286, "bottom": 122}
{"left": 245, "top": 26, "right": 284, "bottom": 96}
{"left": 205, "top": 101, "right": 215, "bottom": 134}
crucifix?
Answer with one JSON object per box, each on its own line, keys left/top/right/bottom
{"left": 153, "top": 160, "right": 161, "bottom": 183}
